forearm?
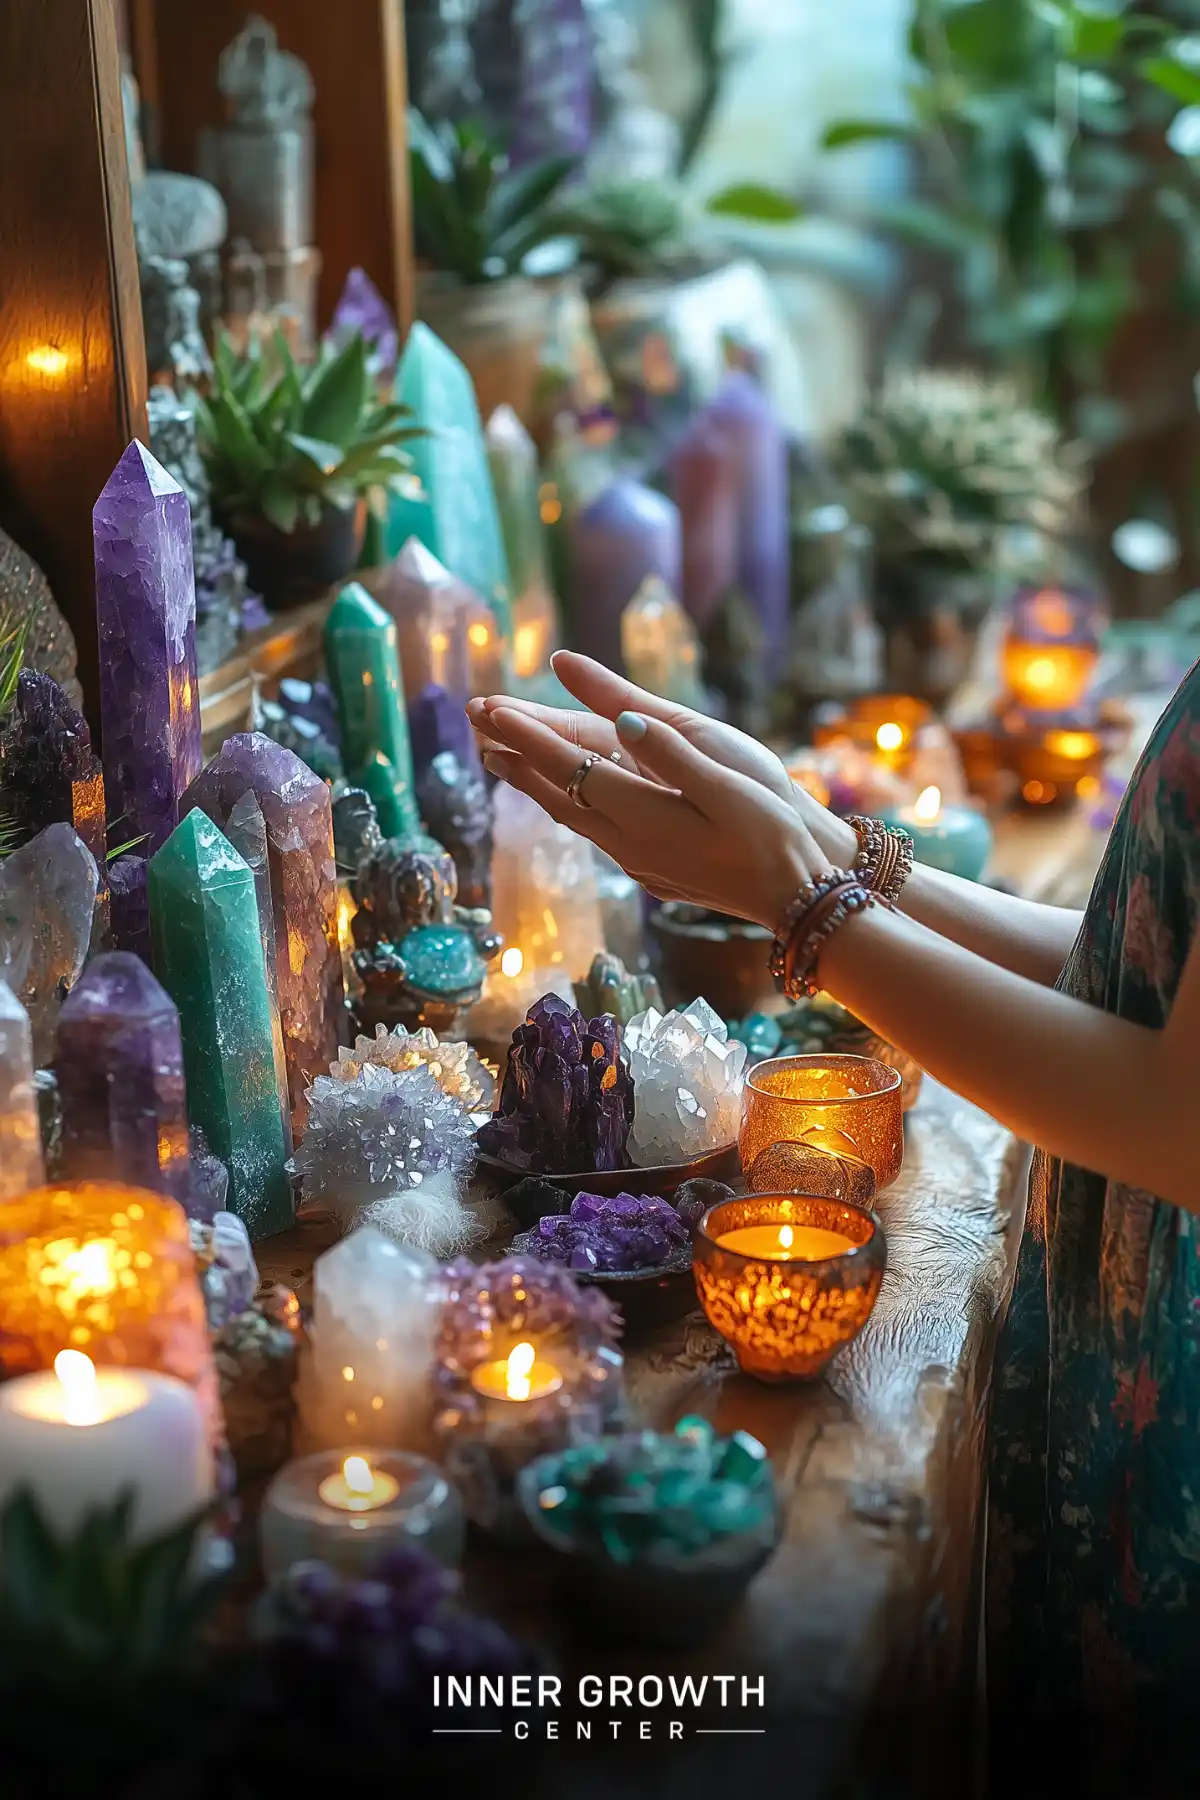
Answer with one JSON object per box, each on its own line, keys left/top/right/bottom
{"left": 795, "top": 788, "right": 1082, "bottom": 986}
{"left": 817, "top": 904, "right": 1196, "bottom": 1209}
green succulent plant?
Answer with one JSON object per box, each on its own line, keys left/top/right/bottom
{"left": 549, "top": 174, "right": 803, "bottom": 290}
{"left": 0, "top": 1489, "right": 225, "bottom": 1695}
{"left": 832, "top": 366, "right": 1087, "bottom": 580}
{"left": 408, "top": 108, "right": 578, "bottom": 284}
{"left": 191, "top": 330, "right": 420, "bottom": 535}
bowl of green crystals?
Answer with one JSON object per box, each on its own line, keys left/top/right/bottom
{"left": 516, "top": 1416, "right": 780, "bottom": 1645}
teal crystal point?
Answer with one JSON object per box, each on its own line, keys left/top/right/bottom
{"left": 385, "top": 324, "right": 512, "bottom": 642}
{"left": 323, "top": 584, "right": 420, "bottom": 840}
{"left": 147, "top": 809, "right": 292, "bottom": 1239}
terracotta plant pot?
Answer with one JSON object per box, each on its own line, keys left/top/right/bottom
{"left": 647, "top": 903, "right": 774, "bottom": 1021}
{"left": 416, "top": 272, "right": 553, "bottom": 432}
{"left": 225, "top": 498, "right": 367, "bottom": 612}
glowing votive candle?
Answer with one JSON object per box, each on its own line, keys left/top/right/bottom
{"left": 879, "top": 785, "right": 992, "bottom": 882}
{"left": 740, "top": 1054, "right": 904, "bottom": 1191}
{"left": 0, "top": 1350, "right": 214, "bottom": 1540}
{"left": 469, "top": 1341, "right": 564, "bottom": 1405}
{"left": 716, "top": 1222, "right": 857, "bottom": 1261}
{"left": 694, "top": 1194, "right": 886, "bottom": 1381}
{"left": 260, "top": 1446, "right": 464, "bottom": 1579}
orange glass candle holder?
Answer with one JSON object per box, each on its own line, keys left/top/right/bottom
{"left": 0, "top": 1181, "right": 217, "bottom": 1429}
{"left": 693, "top": 1193, "right": 885, "bottom": 1380}
{"left": 813, "top": 694, "right": 933, "bottom": 762}
{"left": 739, "top": 1054, "right": 904, "bottom": 1190}
{"left": 1001, "top": 588, "right": 1101, "bottom": 713}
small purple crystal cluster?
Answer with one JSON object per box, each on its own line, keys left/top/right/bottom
{"left": 255, "top": 1546, "right": 533, "bottom": 1700}
{"left": 476, "top": 994, "right": 633, "bottom": 1175}
{"left": 525, "top": 1191, "right": 691, "bottom": 1273}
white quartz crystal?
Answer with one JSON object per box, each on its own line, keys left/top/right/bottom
{"left": 295, "top": 1227, "right": 440, "bottom": 1453}
{"left": 0, "top": 979, "right": 44, "bottom": 1201}
{"left": 625, "top": 998, "right": 748, "bottom": 1165}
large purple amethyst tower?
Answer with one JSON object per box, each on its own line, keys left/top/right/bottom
{"left": 55, "top": 951, "right": 191, "bottom": 1206}
{"left": 93, "top": 440, "right": 203, "bottom": 856}
{"left": 182, "top": 732, "right": 344, "bottom": 1137}
{"left": 476, "top": 994, "right": 633, "bottom": 1175}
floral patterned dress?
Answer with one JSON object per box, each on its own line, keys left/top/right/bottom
{"left": 986, "top": 664, "right": 1200, "bottom": 1736}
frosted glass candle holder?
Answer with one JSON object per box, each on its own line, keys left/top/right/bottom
{"left": 260, "top": 1446, "right": 464, "bottom": 1580}
{"left": 739, "top": 1055, "right": 903, "bottom": 1191}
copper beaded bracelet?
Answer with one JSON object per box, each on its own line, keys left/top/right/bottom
{"left": 770, "top": 871, "right": 886, "bottom": 1001}
{"left": 848, "top": 815, "right": 914, "bottom": 903}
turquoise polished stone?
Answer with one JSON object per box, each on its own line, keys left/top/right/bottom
{"left": 147, "top": 811, "right": 292, "bottom": 1239}
{"left": 716, "top": 1430, "right": 770, "bottom": 1487}
{"left": 729, "top": 1012, "right": 783, "bottom": 1060}
{"left": 324, "top": 584, "right": 420, "bottom": 840}
{"left": 397, "top": 925, "right": 486, "bottom": 998}
{"left": 385, "top": 324, "right": 512, "bottom": 643}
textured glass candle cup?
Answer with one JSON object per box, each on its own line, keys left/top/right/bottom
{"left": 812, "top": 694, "right": 933, "bottom": 761}
{"left": 0, "top": 1181, "right": 218, "bottom": 1432}
{"left": 259, "top": 1446, "right": 465, "bottom": 1580}
{"left": 693, "top": 1193, "right": 886, "bottom": 1381}
{"left": 739, "top": 1055, "right": 904, "bottom": 1191}
{"left": 1002, "top": 638, "right": 1098, "bottom": 712}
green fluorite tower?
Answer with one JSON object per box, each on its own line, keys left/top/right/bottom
{"left": 323, "top": 582, "right": 420, "bottom": 840}
{"left": 385, "top": 323, "right": 513, "bottom": 643}
{"left": 147, "top": 809, "right": 293, "bottom": 1239}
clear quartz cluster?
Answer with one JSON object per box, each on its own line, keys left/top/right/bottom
{"left": 290, "top": 1064, "right": 486, "bottom": 1254}
{"left": 330, "top": 1023, "right": 494, "bottom": 1112}
{"left": 625, "top": 998, "right": 748, "bottom": 1165}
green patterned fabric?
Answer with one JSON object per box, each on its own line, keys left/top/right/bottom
{"left": 987, "top": 664, "right": 1200, "bottom": 1729}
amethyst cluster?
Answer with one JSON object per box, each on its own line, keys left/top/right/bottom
{"left": 475, "top": 994, "right": 634, "bottom": 1174}
{"left": 528, "top": 1192, "right": 691, "bottom": 1273}
{"left": 254, "top": 1545, "right": 532, "bottom": 1700}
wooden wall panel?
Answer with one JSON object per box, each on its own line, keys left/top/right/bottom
{"left": 146, "top": 0, "right": 413, "bottom": 334}
{"left": 0, "top": 0, "right": 148, "bottom": 720}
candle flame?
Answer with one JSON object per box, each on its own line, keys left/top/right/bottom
{"left": 500, "top": 946, "right": 524, "bottom": 978}
{"left": 505, "top": 1341, "right": 536, "bottom": 1401}
{"left": 468, "top": 622, "right": 492, "bottom": 650}
{"left": 54, "top": 1350, "right": 100, "bottom": 1426}
{"left": 342, "top": 1455, "right": 374, "bottom": 1495}
{"left": 1022, "top": 655, "right": 1060, "bottom": 693}
{"left": 1044, "top": 729, "right": 1096, "bottom": 760}
{"left": 875, "top": 721, "right": 904, "bottom": 753}
{"left": 26, "top": 344, "right": 69, "bottom": 377}
{"left": 778, "top": 1225, "right": 794, "bottom": 1252}
{"left": 913, "top": 785, "right": 941, "bottom": 823}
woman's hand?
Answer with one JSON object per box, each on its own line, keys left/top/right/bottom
{"left": 468, "top": 650, "right": 796, "bottom": 801}
{"left": 477, "top": 698, "right": 827, "bottom": 931}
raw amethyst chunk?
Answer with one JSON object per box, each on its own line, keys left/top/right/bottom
{"left": 476, "top": 993, "right": 633, "bottom": 1174}
{"left": 520, "top": 1190, "right": 690, "bottom": 1273}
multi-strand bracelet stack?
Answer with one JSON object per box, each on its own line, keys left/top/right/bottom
{"left": 769, "top": 819, "right": 913, "bottom": 1001}
{"left": 847, "top": 815, "right": 914, "bottom": 904}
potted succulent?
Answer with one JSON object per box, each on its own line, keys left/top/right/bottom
{"left": 192, "top": 331, "right": 419, "bottom": 612}
{"left": 829, "top": 366, "right": 1088, "bottom": 702}
{"left": 408, "top": 108, "right": 579, "bottom": 428}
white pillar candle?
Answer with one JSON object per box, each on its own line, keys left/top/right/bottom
{"left": 0, "top": 1351, "right": 214, "bottom": 1540}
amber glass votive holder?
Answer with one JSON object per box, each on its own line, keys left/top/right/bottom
{"left": 693, "top": 1194, "right": 886, "bottom": 1381}
{"left": 739, "top": 1054, "right": 904, "bottom": 1191}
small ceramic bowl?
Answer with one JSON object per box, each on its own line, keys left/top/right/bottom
{"left": 508, "top": 1232, "right": 696, "bottom": 1331}
{"left": 516, "top": 1451, "right": 780, "bottom": 1647}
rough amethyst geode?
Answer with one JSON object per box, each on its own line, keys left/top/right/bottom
{"left": 475, "top": 993, "right": 634, "bottom": 1175}
{"left": 524, "top": 1190, "right": 691, "bottom": 1273}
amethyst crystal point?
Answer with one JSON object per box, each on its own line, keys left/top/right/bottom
{"left": 475, "top": 993, "right": 633, "bottom": 1175}
{"left": 528, "top": 1191, "right": 691, "bottom": 1272}
{"left": 328, "top": 266, "right": 399, "bottom": 378}
{"left": 0, "top": 670, "right": 108, "bottom": 875}
{"left": 54, "top": 951, "right": 191, "bottom": 1204}
{"left": 94, "top": 439, "right": 202, "bottom": 856}
{"left": 183, "top": 732, "right": 343, "bottom": 1136}
{"left": 189, "top": 1124, "right": 230, "bottom": 1224}
{"left": 407, "top": 682, "right": 481, "bottom": 781}
{"left": 109, "top": 854, "right": 151, "bottom": 962}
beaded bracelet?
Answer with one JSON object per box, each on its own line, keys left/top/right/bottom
{"left": 770, "top": 871, "right": 885, "bottom": 1001}
{"left": 848, "top": 815, "right": 914, "bottom": 904}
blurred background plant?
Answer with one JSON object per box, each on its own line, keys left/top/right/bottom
{"left": 823, "top": 0, "right": 1200, "bottom": 447}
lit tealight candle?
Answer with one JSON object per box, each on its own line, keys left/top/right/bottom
{"left": 317, "top": 1453, "right": 401, "bottom": 1513}
{"left": 880, "top": 785, "right": 993, "bottom": 882}
{"left": 0, "top": 1350, "right": 214, "bottom": 1540}
{"left": 716, "top": 1222, "right": 857, "bottom": 1261}
{"left": 469, "top": 1341, "right": 564, "bottom": 1404}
